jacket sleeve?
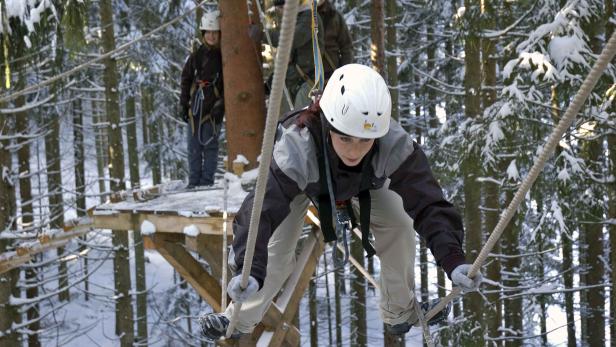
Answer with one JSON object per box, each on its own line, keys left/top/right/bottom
{"left": 336, "top": 13, "right": 354, "bottom": 65}
{"left": 388, "top": 142, "right": 466, "bottom": 278}
{"left": 231, "top": 161, "right": 302, "bottom": 289}
{"left": 180, "top": 53, "right": 195, "bottom": 108}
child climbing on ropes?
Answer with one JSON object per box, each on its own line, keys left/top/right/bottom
{"left": 178, "top": 10, "right": 224, "bottom": 189}
{"left": 200, "top": 64, "right": 482, "bottom": 340}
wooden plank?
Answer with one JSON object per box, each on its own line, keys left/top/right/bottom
{"left": 186, "top": 234, "right": 233, "bottom": 283}
{"left": 147, "top": 233, "right": 224, "bottom": 312}
{"left": 256, "top": 321, "right": 300, "bottom": 347}
{"left": 258, "top": 232, "right": 323, "bottom": 347}
{"left": 277, "top": 233, "right": 323, "bottom": 319}
{"left": 93, "top": 212, "right": 232, "bottom": 235}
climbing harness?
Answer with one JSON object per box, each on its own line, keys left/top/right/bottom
{"left": 332, "top": 201, "right": 352, "bottom": 267}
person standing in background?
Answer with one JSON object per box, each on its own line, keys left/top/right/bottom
{"left": 179, "top": 10, "right": 225, "bottom": 189}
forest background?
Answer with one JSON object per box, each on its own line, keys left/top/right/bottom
{"left": 0, "top": 0, "right": 615, "bottom": 346}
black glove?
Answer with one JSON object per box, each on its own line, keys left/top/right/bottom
{"left": 178, "top": 104, "right": 189, "bottom": 122}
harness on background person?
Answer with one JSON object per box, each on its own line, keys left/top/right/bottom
{"left": 190, "top": 73, "right": 222, "bottom": 146}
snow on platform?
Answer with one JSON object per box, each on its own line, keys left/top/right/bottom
{"left": 94, "top": 177, "right": 249, "bottom": 216}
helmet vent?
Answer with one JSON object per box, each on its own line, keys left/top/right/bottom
{"left": 362, "top": 111, "right": 369, "bottom": 115}
{"left": 339, "top": 74, "right": 344, "bottom": 80}
{"left": 341, "top": 104, "right": 349, "bottom": 115}
{"left": 377, "top": 112, "right": 382, "bottom": 116}
{"left": 340, "top": 85, "right": 345, "bottom": 95}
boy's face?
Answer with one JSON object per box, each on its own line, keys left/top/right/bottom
{"left": 329, "top": 131, "right": 374, "bottom": 167}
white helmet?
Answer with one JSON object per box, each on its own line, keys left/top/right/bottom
{"left": 320, "top": 64, "right": 391, "bottom": 139}
{"left": 200, "top": 11, "right": 220, "bottom": 31}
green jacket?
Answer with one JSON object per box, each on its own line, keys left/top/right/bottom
{"left": 272, "top": 7, "right": 324, "bottom": 99}
{"left": 318, "top": 0, "right": 354, "bottom": 78}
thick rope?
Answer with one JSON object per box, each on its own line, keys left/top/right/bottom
{"left": 224, "top": 0, "right": 299, "bottom": 338}
{"left": 426, "top": 30, "right": 616, "bottom": 321}
{"left": 0, "top": 1, "right": 207, "bottom": 103}
{"left": 309, "top": 0, "right": 325, "bottom": 94}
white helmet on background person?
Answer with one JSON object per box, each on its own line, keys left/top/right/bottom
{"left": 200, "top": 10, "right": 220, "bottom": 31}
{"left": 320, "top": 64, "right": 391, "bottom": 139}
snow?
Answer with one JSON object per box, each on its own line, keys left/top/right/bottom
{"left": 96, "top": 178, "right": 248, "bottom": 215}
{"left": 506, "top": 159, "right": 519, "bottom": 181}
{"left": 182, "top": 224, "right": 199, "bottom": 237}
{"left": 140, "top": 220, "right": 156, "bottom": 235}
{"left": 2, "top": 165, "right": 13, "bottom": 186}
{"left": 233, "top": 154, "right": 250, "bottom": 165}
{"left": 177, "top": 210, "right": 193, "bottom": 217}
{"left": 548, "top": 35, "right": 588, "bottom": 69}
{"left": 557, "top": 167, "right": 570, "bottom": 182}
{"left": 454, "top": 6, "right": 465, "bottom": 20}
{"left": 3, "top": 0, "right": 54, "bottom": 34}
{"left": 487, "top": 120, "right": 504, "bottom": 145}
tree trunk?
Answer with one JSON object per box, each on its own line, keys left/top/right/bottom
{"left": 481, "top": 0, "right": 501, "bottom": 342}
{"left": 219, "top": 0, "right": 266, "bottom": 170}
{"left": 44, "top": 84, "right": 69, "bottom": 302}
{"left": 550, "top": 85, "right": 577, "bottom": 347}
{"left": 126, "top": 85, "right": 147, "bottom": 344}
{"left": 334, "top": 269, "right": 342, "bottom": 346}
{"left": 100, "top": 0, "right": 134, "bottom": 344}
{"left": 581, "top": 17, "right": 606, "bottom": 346}
{"left": 72, "top": 96, "right": 90, "bottom": 302}
{"left": 309, "top": 270, "right": 318, "bottom": 347}
{"left": 420, "top": 238, "right": 429, "bottom": 303}
{"left": 604, "top": 3, "right": 615, "bottom": 346}
{"left": 370, "top": 0, "right": 386, "bottom": 76}
{"left": 385, "top": 0, "right": 399, "bottom": 120}
{"left": 502, "top": 190, "right": 523, "bottom": 347}
{"left": 350, "top": 238, "right": 366, "bottom": 347}
{"left": 126, "top": 93, "right": 140, "bottom": 189}
{"left": 132, "top": 217, "right": 148, "bottom": 344}
{"left": 15, "top": 71, "right": 41, "bottom": 346}
{"left": 581, "top": 140, "right": 605, "bottom": 347}
{"left": 141, "top": 86, "right": 161, "bottom": 185}
{"left": 0, "top": 113, "right": 19, "bottom": 346}
{"left": 426, "top": 22, "right": 437, "bottom": 132}
{"left": 462, "top": 0, "right": 483, "bottom": 343}
{"left": 610, "top": 129, "right": 616, "bottom": 347}
{"left": 93, "top": 98, "right": 108, "bottom": 203}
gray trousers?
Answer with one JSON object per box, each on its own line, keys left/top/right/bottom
{"left": 225, "top": 180, "right": 417, "bottom": 332}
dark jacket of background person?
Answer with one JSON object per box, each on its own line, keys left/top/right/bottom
{"left": 318, "top": 0, "right": 354, "bottom": 79}
{"left": 270, "top": 7, "right": 324, "bottom": 100}
{"left": 180, "top": 43, "right": 224, "bottom": 133}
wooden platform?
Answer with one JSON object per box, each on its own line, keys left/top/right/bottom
{"left": 91, "top": 183, "right": 316, "bottom": 346}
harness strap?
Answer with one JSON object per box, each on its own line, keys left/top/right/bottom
{"left": 358, "top": 190, "right": 376, "bottom": 257}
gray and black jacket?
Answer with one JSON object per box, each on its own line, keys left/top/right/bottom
{"left": 231, "top": 113, "right": 466, "bottom": 288}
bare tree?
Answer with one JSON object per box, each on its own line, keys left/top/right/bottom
{"left": 100, "top": 0, "right": 134, "bottom": 344}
